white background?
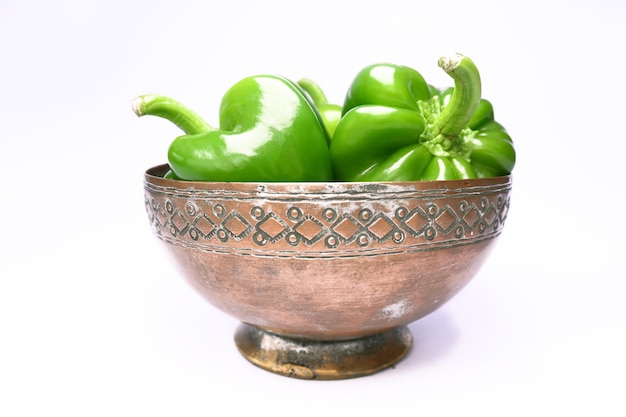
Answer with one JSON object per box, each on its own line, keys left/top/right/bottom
{"left": 1, "top": 0, "right": 625, "bottom": 415}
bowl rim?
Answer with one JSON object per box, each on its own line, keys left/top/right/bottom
{"left": 144, "top": 163, "right": 512, "bottom": 194}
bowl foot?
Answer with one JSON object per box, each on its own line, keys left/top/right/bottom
{"left": 234, "top": 324, "right": 412, "bottom": 380}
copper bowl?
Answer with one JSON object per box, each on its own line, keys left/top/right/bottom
{"left": 144, "top": 164, "right": 512, "bottom": 380}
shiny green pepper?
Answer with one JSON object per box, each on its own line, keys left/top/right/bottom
{"left": 133, "top": 75, "right": 333, "bottom": 182}
{"left": 297, "top": 78, "right": 342, "bottom": 141}
{"left": 330, "top": 54, "right": 516, "bottom": 181}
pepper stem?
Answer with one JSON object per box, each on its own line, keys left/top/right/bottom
{"left": 297, "top": 78, "right": 330, "bottom": 107}
{"left": 132, "top": 95, "right": 212, "bottom": 135}
{"left": 433, "top": 53, "right": 481, "bottom": 138}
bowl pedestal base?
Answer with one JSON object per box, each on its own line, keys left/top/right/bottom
{"left": 234, "top": 324, "right": 412, "bottom": 380}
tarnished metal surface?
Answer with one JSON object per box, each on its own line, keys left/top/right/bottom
{"left": 235, "top": 324, "right": 412, "bottom": 380}
{"left": 143, "top": 164, "right": 512, "bottom": 378}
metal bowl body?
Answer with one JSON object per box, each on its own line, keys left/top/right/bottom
{"left": 144, "top": 165, "right": 511, "bottom": 341}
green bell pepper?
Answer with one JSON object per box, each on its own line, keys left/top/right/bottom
{"left": 297, "top": 78, "right": 342, "bottom": 140}
{"left": 133, "top": 75, "right": 333, "bottom": 182}
{"left": 330, "top": 53, "right": 516, "bottom": 181}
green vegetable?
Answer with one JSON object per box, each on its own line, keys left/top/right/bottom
{"left": 133, "top": 75, "right": 333, "bottom": 182}
{"left": 330, "top": 53, "right": 516, "bottom": 181}
{"left": 297, "top": 78, "right": 342, "bottom": 140}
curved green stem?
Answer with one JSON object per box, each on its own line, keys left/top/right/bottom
{"left": 132, "top": 94, "right": 212, "bottom": 135}
{"left": 297, "top": 78, "right": 329, "bottom": 107}
{"left": 434, "top": 53, "right": 481, "bottom": 138}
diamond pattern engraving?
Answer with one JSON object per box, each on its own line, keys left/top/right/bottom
{"left": 367, "top": 214, "right": 397, "bottom": 242}
{"left": 257, "top": 213, "right": 289, "bottom": 242}
{"left": 144, "top": 184, "right": 511, "bottom": 251}
{"left": 192, "top": 213, "right": 216, "bottom": 239}
{"left": 222, "top": 211, "right": 252, "bottom": 240}
{"left": 403, "top": 207, "right": 429, "bottom": 237}
{"left": 331, "top": 214, "right": 363, "bottom": 243}
{"left": 153, "top": 202, "right": 168, "bottom": 230}
{"left": 435, "top": 205, "right": 459, "bottom": 235}
{"left": 482, "top": 205, "right": 498, "bottom": 228}
{"left": 293, "top": 215, "right": 326, "bottom": 245}
{"left": 460, "top": 202, "right": 482, "bottom": 231}
{"left": 498, "top": 196, "right": 511, "bottom": 224}
{"left": 170, "top": 210, "right": 190, "bottom": 236}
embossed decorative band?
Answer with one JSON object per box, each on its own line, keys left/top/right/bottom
{"left": 144, "top": 167, "right": 511, "bottom": 258}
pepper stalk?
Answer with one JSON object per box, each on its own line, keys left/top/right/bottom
{"left": 132, "top": 95, "right": 212, "bottom": 135}
{"left": 418, "top": 53, "right": 481, "bottom": 160}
